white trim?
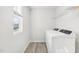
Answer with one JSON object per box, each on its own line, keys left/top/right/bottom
{"left": 31, "top": 40, "right": 45, "bottom": 42}
{"left": 22, "top": 39, "right": 31, "bottom": 53}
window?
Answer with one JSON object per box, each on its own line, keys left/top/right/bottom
{"left": 13, "top": 6, "right": 23, "bottom": 34}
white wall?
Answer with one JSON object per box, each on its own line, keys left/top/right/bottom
{"left": 30, "top": 7, "right": 56, "bottom": 42}
{"left": 56, "top": 7, "right": 79, "bottom": 53}
{"left": 1, "top": 6, "right": 79, "bottom": 53}
{"left": 0, "top": 6, "right": 30, "bottom": 53}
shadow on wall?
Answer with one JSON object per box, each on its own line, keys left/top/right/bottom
{"left": 75, "top": 33, "right": 79, "bottom": 53}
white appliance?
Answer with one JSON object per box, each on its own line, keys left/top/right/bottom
{"left": 46, "top": 29, "right": 76, "bottom": 53}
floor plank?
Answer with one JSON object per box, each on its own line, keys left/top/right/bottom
{"left": 24, "top": 42, "right": 48, "bottom": 53}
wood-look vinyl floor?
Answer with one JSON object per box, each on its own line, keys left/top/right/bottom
{"left": 24, "top": 42, "right": 48, "bottom": 53}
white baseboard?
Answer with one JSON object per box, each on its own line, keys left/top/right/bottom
{"left": 22, "top": 39, "right": 31, "bottom": 53}
{"left": 31, "top": 40, "right": 45, "bottom": 42}
{"left": 22, "top": 40, "right": 45, "bottom": 53}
